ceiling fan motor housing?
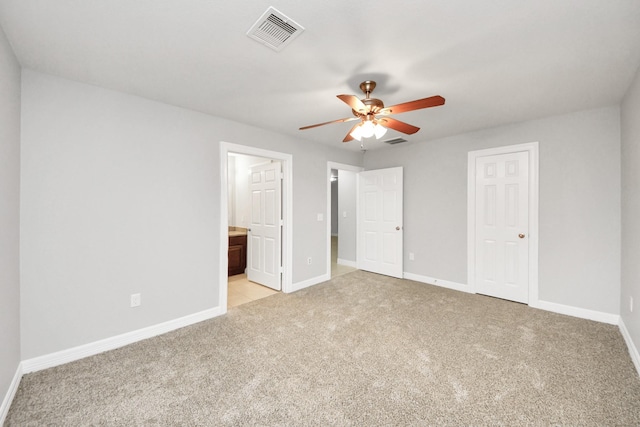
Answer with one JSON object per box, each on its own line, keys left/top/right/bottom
{"left": 352, "top": 80, "right": 384, "bottom": 117}
{"left": 353, "top": 98, "right": 384, "bottom": 117}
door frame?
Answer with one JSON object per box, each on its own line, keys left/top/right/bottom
{"left": 326, "top": 162, "right": 363, "bottom": 279}
{"left": 467, "top": 142, "right": 539, "bottom": 305}
{"left": 219, "top": 142, "right": 293, "bottom": 313}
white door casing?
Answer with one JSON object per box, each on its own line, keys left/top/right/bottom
{"left": 468, "top": 142, "right": 539, "bottom": 305}
{"left": 357, "top": 167, "right": 404, "bottom": 279}
{"left": 247, "top": 161, "right": 282, "bottom": 290}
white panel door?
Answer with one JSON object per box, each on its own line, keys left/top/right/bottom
{"left": 357, "top": 167, "right": 403, "bottom": 278}
{"left": 475, "top": 151, "right": 529, "bottom": 303}
{"left": 247, "top": 161, "right": 282, "bottom": 290}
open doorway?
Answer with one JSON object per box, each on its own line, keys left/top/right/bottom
{"left": 219, "top": 142, "right": 292, "bottom": 314}
{"left": 327, "top": 162, "right": 362, "bottom": 278}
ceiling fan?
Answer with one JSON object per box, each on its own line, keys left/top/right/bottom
{"left": 299, "top": 80, "right": 445, "bottom": 143}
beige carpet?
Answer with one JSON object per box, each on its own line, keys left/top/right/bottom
{"left": 6, "top": 271, "right": 640, "bottom": 425}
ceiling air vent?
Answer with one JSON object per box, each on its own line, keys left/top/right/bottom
{"left": 384, "top": 137, "right": 408, "bottom": 145}
{"left": 247, "top": 7, "right": 304, "bottom": 51}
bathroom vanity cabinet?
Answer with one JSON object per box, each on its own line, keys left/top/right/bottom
{"left": 228, "top": 233, "right": 247, "bottom": 276}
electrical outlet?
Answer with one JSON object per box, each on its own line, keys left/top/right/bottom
{"left": 409, "top": 252, "right": 415, "bottom": 261}
{"left": 307, "top": 257, "right": 312, "bottom": 265}
{"left": 631, "top": 296, "right": 634, "bottom": 313}
{"left": 130, "top": 293, "right": 141, "bottom": 308}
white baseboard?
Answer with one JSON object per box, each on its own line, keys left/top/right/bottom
{"left": 403, "top": 272, "right": 472, "bottom": 293}
{"left": 531, "top": 300, "right": 619, "bottom": 325}
{"left": 21, "top": 306, "right": 224, "bottom": 373}
{"left": 337, "top": 258, "right": 356, "bottom": 268}
{"left": 619, "top": 318, "right": 640, "bottom": 376}
{"left": 288, "top": 274, "right": 329, "bottom": 293}
{"left": 403, "top": 272, "right": 620, "bottom": 326}
{"left": 0, "top": 362, "right": 23, "bottom": 425}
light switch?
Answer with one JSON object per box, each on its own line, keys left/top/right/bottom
{"left": 343, "top": 211, "right": 347, "bottom": 218}
{"left": 317, "top": 213, "right": 323, "bottom": 221}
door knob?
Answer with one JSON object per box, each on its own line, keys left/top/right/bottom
{"left": 518, "top": 233, "right": 525, "bottom": 239}
{"left": 396, "top": 226, "right": 401, "bottom": 231}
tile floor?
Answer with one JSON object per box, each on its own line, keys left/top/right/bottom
{"left": 227, "top": 236, "right": 357, "bottom": 308}
{"left": 227, "top": 274, "right": 278, "bottom": 308}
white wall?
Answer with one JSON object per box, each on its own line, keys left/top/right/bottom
{"left": 20, "top": 70, "right": 362, "bottom": 359}
{"left": 364, "top": 106, "right": 621, "bottom": 315}
{"left": 337, "top": 170, "right": 357, "bottom": 263}
{"left": 621, "top": 66, "right": 640, "bottom": 355}
{"left": 0, "top": 23, "right": 21, "bottom": 418}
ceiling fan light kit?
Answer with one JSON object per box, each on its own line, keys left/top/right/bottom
{"left": 350, "top": 120, "right": 387, "bottom": 141}
{"left": 373, "top": 122, "right": 388, "bottom": 139}
{"left": 299, "top": 80, "right": 445, "bottom": 144}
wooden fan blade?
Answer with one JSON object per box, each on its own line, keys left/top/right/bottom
{"left": 343, "top": 123, "right": 360, "bottom": 142}
{"left": 377, "top": 117, "right": 420, "bottom": 134}
{"left": 337, "top": 95, "right": 367, "bottom": 113}
{"left": 379, "top": 95, "right": 445, "bottom": 115}
{"left": 299, "top": 117, "right": 358, "bottom": 130}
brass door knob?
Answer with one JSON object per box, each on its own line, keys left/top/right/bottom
{"left": 518, "top": 233, "right": 525, "bottom": 239}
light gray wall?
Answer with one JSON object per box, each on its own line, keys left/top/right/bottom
{"left": 364, "top": 106, "right": 621, "bottom": 315}
{"left": 621, "top": 66, "right": 640, "bottom": 353}
{"left": 20, "top": 70, "right": 362, "bottom": 359}
{"left": 337, "top": 169, "right": 357, "bottom": 263}
{"left": 0, "top": 24, "right": 21, "bottom": 412}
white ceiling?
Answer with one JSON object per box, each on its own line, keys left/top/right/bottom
{"left": 1, "top": 0, "right": 639, "bottom": 151}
